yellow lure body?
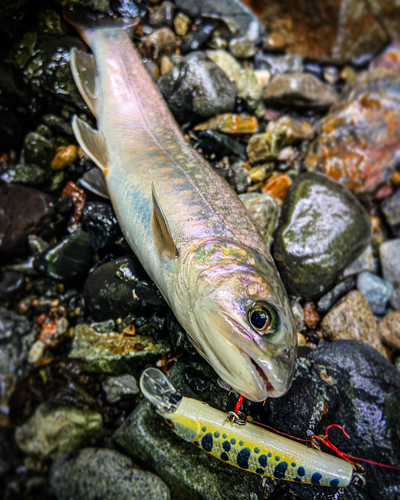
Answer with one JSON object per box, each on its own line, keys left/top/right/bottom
{"left": 166, "top": 397, "right": 354, "bottom": 487}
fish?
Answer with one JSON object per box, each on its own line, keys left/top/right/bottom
{"left": 140, "top": 368, "right": 357, "bottom": 487}
{"left": 67, "top": 12, "right": 297, "bottom": 402}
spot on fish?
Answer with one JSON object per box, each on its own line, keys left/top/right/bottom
{"left": 214, "top": 431, "right": 220, "bottom": 438}
{"left": 174, "top": 178, "right": 184, "bottom": 184}
{"left": 275, "top": 456, "right": 280, "bottom": 461}
{"left": 222, "top": 434, "right": 227, "bottom": 439}
{"left": 291, "top": 462, "right": 296, "bottom": 467}
{"left": 223, "top": 441, "right": 231, "bottom": 452}
{"left": 294, "top": 477, "right": 302, "bottom": 482}
{"left": 202, "top": 427, "right": 206, "bottom": 432}
{"left": 230, "top": 438, "right": 236, "bottom": 445}
{"left": 311, "top": 473, "right": 322, "bottom": 485}
{"left": 161, "top": 167, "right": 173, "bottom": 173}
{"left": 149, "top": 145, "right": 158, "bottom": 149}
{"left": 156, "top": 156, "right": 165, "bottom": 160}
{"left": 297, "top": 466, "right": 305, "bottom": 477}
{"left": 237, "top": 448, "right": 251, "bottom": 469}
{"left": 256, "top": 468, "right": 264, "bottom": 475}
{"left": 239, "top": 440, "right": 244, "bottom": 447}
{"left": 267, "top": 452, "right": 272, "bottom": 457}
{"left": 258, "top": 455, "right": 268, "bottom": 468}
{"left": 254, "top": 447, "right": 260, "bottom": 454}
{"left": 201, "top": 433, "right": 213, "bottom": 452}
{"left": 221, "top": 452, "right": 229, "bottom": 461}
{"left": 330, "top": 479, "right": 339, "bottom": 487}
{"left": 274, "top": 462, "right": 288, "bottom": 479}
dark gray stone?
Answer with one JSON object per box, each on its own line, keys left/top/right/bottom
{"left": 83, "top": 256, "right": 145, "bottom": 322}
{"left": 380, "top": 239, "right": 400, "bottom": 310}
{"left": 158, "top": 52, "right": 237, "bottom": 124}
{"left": 382, "top": 189, "right": 400, "bottom": 237}
{"left": 23, "top": 132, "right": 54, "bottom": 168}
{"left": 273, "top": 172, "right": 371, "bottom": 299}
{"left": 317, "top": 276, "right": 356, "bottom": 314}
{"left": 50, "top": 448, "right": 170, "bottom": 500}
{"left": 357, "top": 272, "right": 393, "bottom": 315}
{"left": 81, "top": 202, "right": 121, "bottom": 251}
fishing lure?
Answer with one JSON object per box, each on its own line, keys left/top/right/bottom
{"left": 140, "top": 368, "right": 359, "bottom": 487}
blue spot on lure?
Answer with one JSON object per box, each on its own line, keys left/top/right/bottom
{"left": 140, "top": 368, "right": 361, "bottom": 488}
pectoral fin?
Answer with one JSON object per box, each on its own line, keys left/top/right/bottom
{"left": 71, "top": 48, "right": 98, "bottom": 117}
{"left": 152, "top": 183, "right": 178, "bottom": 259}
{"left": 72, "top": 116, "right": 108, "bottom": 173}
{"left": 81, "top": 168, "right": 110, "bottom": 199}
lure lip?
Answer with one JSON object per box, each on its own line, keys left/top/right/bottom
{"left": 140, "top": 367, "right": 182, "bottom": 414}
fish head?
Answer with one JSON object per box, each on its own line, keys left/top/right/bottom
{"left": 182, "top": 240, "right": 297, "bottom": 403}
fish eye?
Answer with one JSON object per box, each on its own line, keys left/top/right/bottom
{"left": 248, "top": 303, "right": 278, "bottom": 334}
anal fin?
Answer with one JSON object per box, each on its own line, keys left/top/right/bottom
{"left": 81, "top": 168, "right": 110, "bottom": 199}
{"left": 152, "top": 183, "right": 178, "bottom": 259}
{"left": 72, "top": 116, "right": 108, "bottom": 173}
{"left": 71, "top": 47, "right": 98, "bottom": 117}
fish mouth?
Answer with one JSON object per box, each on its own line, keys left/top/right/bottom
{"left": 249, "top": 356, "right": 276, "bottom": 396}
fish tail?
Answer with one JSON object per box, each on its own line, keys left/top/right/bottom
{"left": 63, "top": 8, "right": 140, "bottom": 46}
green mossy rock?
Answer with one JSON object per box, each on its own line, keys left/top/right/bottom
{"left": 273, "top": 172, "right": 371, "bottom": 299}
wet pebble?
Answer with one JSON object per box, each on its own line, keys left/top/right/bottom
{"left": 342, "top": 244, "right": 374, "bottom": 277}
{"left": 381, "top": 189, "right": 400, "bottom": 236}
{"left": 378, "top": 311, "right": 400, "bottom": 351}
{"left": 15, "top": 403, "right": 103, "bottom": 460}
{"left": 50, "top": 448, "right": 170, "bottom": 500}
{"left": 229, "top": 37, "right": 257, "bottom": 59}
{"left": 261, "top": 172, "right": 291, "bottom": 203}
{"left": 380, "top": 238, "right": 400, "bottom": 310}
{"left": 263, "top": 73, "right": 338, "bottom": 109}
{"left": 148, "top": 2, "right": 175, "bottom": 29}
{"left": 290, "top": 299, "right": 306, "bottom": 333}
{"left": 370, "top": 40, "right": 400, "bottom": 72}
{"left": 255, "top": 53, "right": 303, "bottom": 78}
{"left": 194, "top": 113, "right": 258, "bottom": 134}
{"left": 69, "top": 324, "right": 171, "bottom": 375}
{"left": 247, "top": 133, "right": 275, "bottom": 163}
{"left": 316, "top": 276, "right": 356, "bottom": 314}
{"left": 102, "top": 374, "right": 139, "bottom": 403}
{"left": 81, "top": 202, "right": 121, "bottom": 251}
{"left": 236, "top": 68, "right": 265, "bottom": 117}
{"left": 196, "top": 129, "right": 246, "bottom": 160}
{"left": 273, "top": 172, "right": 371, "bottom": 298}
{"left": 306, "top": 69, "right": 400, "bottom": 195}
{"left": 24, "top": 132, "right": 55, "bottom": 168}
{"left": 3, "top": 163, "right": 48, "bottom": 186}
{"left": 303, "top": 301, "right": 320, "bottom": 329}
{"left": 0, "top": 184, "right": 54, "bottom": 256}
{"left": 357, "top": 272, "right": 393, "bottom": 315}
{"left": 239, "top": 192, "right": 280, "bottom": 247}
{"left": 139, "top": 28, "right": 176, "bottom": 63}
{"left": 83, "top": 256, "right": 144, "bottom": 322}
{"left": 34, "top": 231, "right": 93, "bottom": 283}
{"left": 174, "top": 12, "right": 191, "bottom": 36}
{"left": 158, "top": 51, "right": 237, "bottom": 123}
{"left": 225, "top": 160, "right": 248, "bottom": 194}
{"left": 0, "top": 271, "right": 25, "bottom": 302}
{"left": 320, "top": 290, "right": 386, "bottom": 356}
{"left": 50, "top": 145, "right": 78, "bottom": 171}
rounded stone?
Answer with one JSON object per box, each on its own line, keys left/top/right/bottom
{"left": 357, "top": 272, "right": 393, "bottom": 315}
{"left": 378, "top": 311, "right": 400, "bottom": 350}
{"left": 273, "top": 172, "right": 371, "bottom": 299}
{"left": 50, "top": 448, "right": 170, "bottom": 500}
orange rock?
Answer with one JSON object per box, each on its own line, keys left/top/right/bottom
{"left": 261, "top": 173, "right": 291, "bottom": 202}
{"left": 194, "top": 114, "right": 258, "bottom": 134}
{"left": 305, "top": 69, "right": 400, "bottom": 194}
{"left": 303, "top": 301, "right": 321, "bottom": 329}
{"left": 61, "top": 181, "right": 87, "bottom": 228}
{"left": 51, "top": 145, "right": 78, "bottom": 170}
{"left": 391, "top": 170, "right": 400, "bottom": 185}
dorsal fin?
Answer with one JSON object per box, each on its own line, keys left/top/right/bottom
{"left": 70, "top": 47, "right": 98, "bottom": 116}
{"left": 151, "top": 183, "right": 178, "bottom": 259}
{"left": 81, "top": 167, "right": 109, "bottom": 198}
{"left": 72, "top": 116, "right": 108, "bottom": 173}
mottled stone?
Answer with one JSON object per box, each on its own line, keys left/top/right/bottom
{"left": 236, "top": 68, "right": 265, "bottom": 117}
{"left": 380, "top": 238, "right": 400, "bottom": 310}
{"left": 148, "top": 2, "right": 175, "bottom": 29}
{"left": 357, "top": 272, "right": 393, "bottom": 315}
{"left": 263, "top": 73, "right": 338, "bottom": 109}
{"left": 261, "top": 172, "right": 291, "bottom": 203}
{"left": 342, "top": 244, "right": 374, "bottom": 277}
{"left": 255, "top": 53, "right": 303, "bottom": 78}
{"left": 139, "top": 28, "right": 176, "bottom": 64}
{"left": 247, "top": 133, "right": 275, "bottom": 163}
{"left": 205, "top": 50, "right": 242, "bottom": 85}
{"left": 273, "top": 172, "right": 371, "bottom": 298}
{"left": 243, "top": 0, "right": 400, "bottom": 64}
{"left": 290, "top": 299, "right": 306, "bottom": 333}
{"left": 303, "top": 301, "right": 320, "bottom": 329}
{"left": 378, "top": 311, "right": 400, "bottom": 350}
{"left": 102, "top": 374, "right": 139, "bottom": 403}
{"left": 0, "top": 184, "right": 54, "bottom": 256}
{"left": 266, "top": 115, "right": 314, "bottom": 152}
{"left": 229, "top": 37, "right": 257, "bottom": 58}
{"left": 239, "top": 192, "right": 280, "bottom": 247}
{"left": 306, "top": 70, "right": 400, "bottom": 195}
{"left": 69, "top": 324, "right": 171, "bottom": 375}
{"left": 382, "top": 189, "right": 400, "bottom": 236}
{"left": 15, "top": 403, "right": 103, "bottom": 459}
{"left": 174, "top": 12, "right": 191, "bottom": 36}
{"left": 50, "top": 448, "right": 170, "bottom": 500}
{"left": 321, "top": 290, "right": 386, "bottom": 356}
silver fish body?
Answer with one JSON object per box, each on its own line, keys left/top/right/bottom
{"left": 70, "top": 22, "right": 297, "bottom": 402}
